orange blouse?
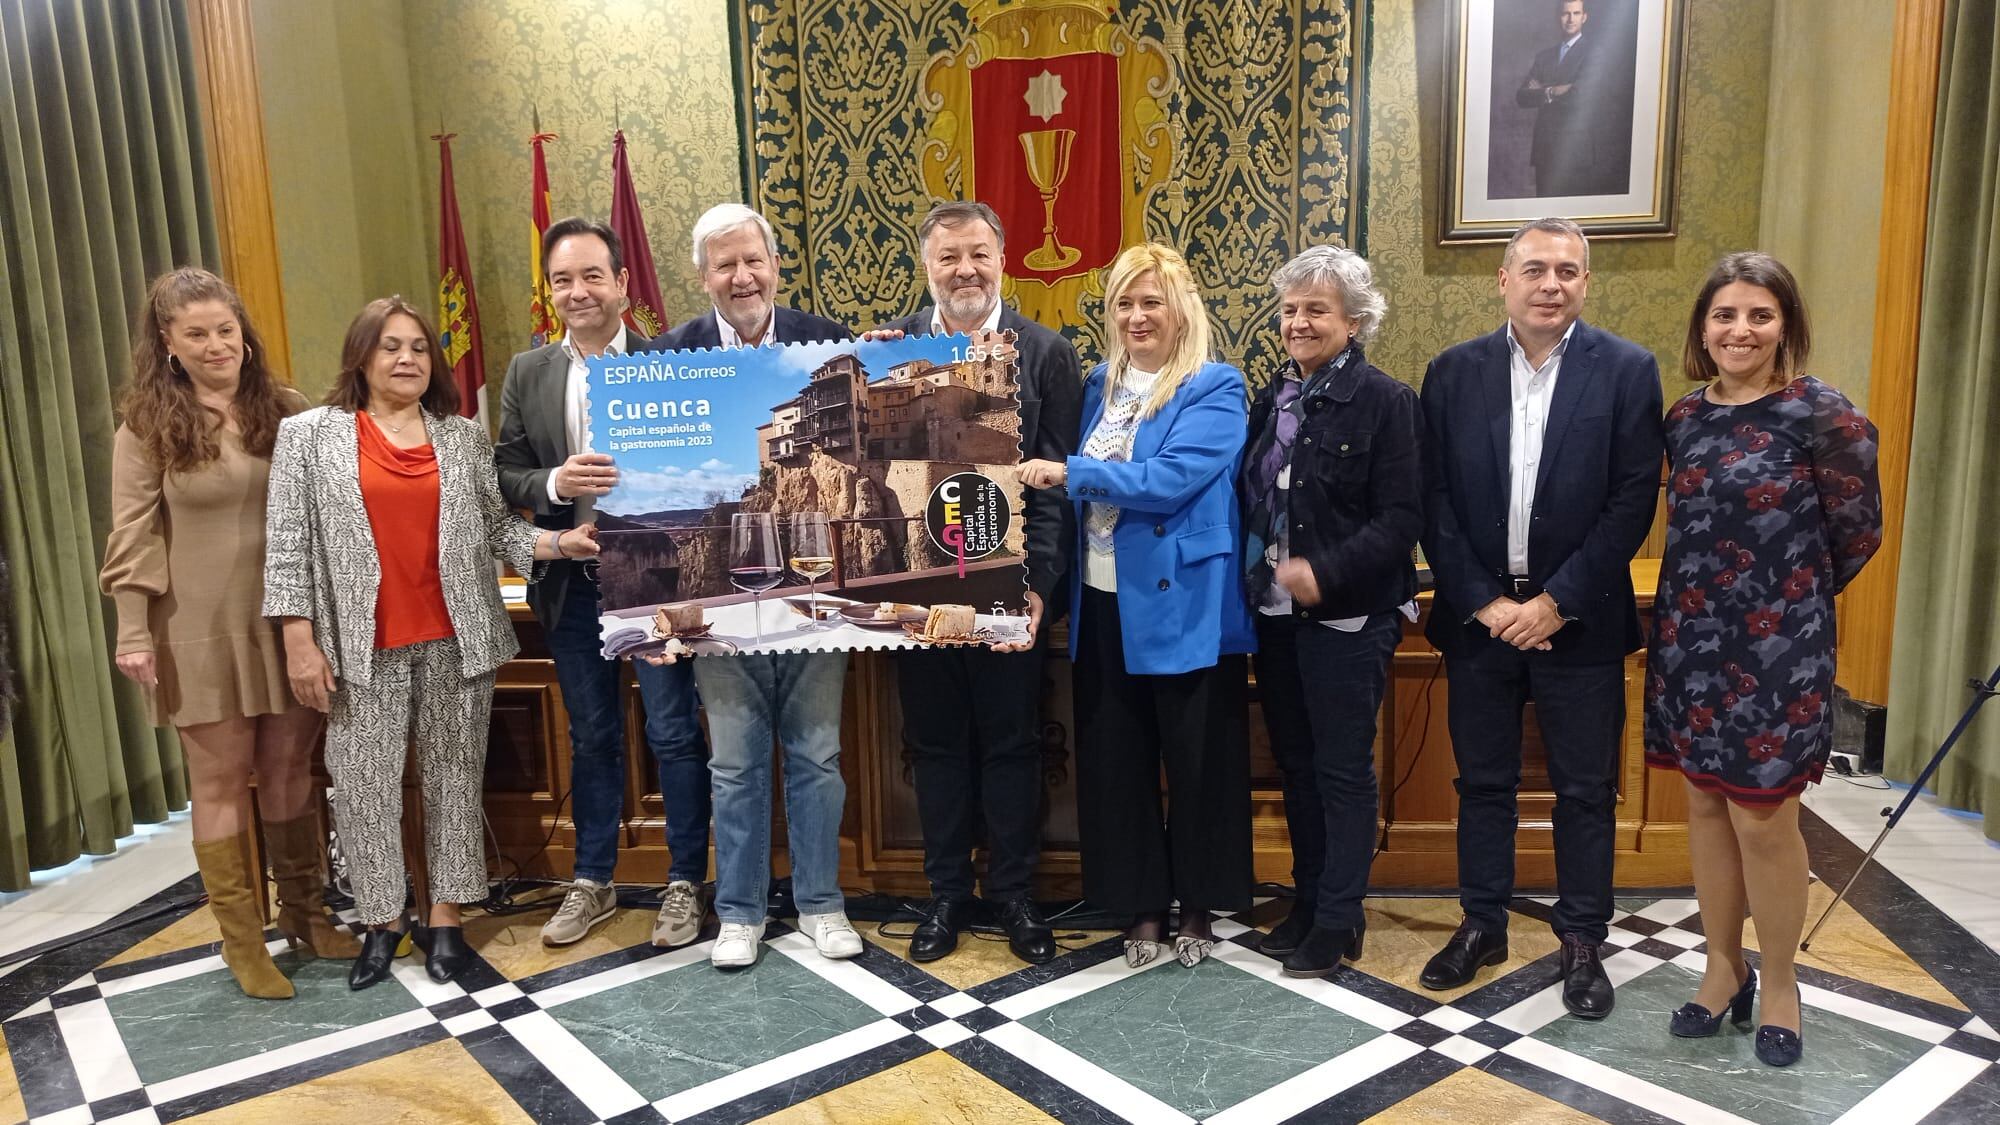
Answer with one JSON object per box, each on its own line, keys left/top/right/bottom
{"left": 357, "top": 412, "right": 455, "bottom": 649}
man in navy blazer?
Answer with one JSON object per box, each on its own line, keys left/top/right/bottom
{"left": 1417, "top": 218, "right": 1663, "bottom": 1019}
{"left": 651, "top": 203, "right": 847, "bottom": 351}
{"left": 654, "top": 204, "right": 867, "bottom": 971}
{"left": 872, "top": 202, "right": 1081, "bottom": 968}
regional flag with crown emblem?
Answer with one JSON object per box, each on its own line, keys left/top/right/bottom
{"left": 610, "top": 130, "right": 669, "bottom": 339}
{"left": 433, "top": 132, "right": 487, "bottom": 425}
{"left": 528, "top": 130, "right": 561, "bottom": 347}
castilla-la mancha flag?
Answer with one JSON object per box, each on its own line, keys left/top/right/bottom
{"left": 610, "top": 130, "right": 669, "bottom": 338}
{"left": 528, "top": 130, "right": 561, "bottom": 347}
{"left": 432, "top": 133, "right": 487, "bottom": 425}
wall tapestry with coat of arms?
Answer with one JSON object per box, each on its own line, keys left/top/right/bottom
{"left": 733, "top": 0, "right": 1366, "bottom": 385}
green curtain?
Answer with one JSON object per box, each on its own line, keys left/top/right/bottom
{"left": 1883, "top": 0, "right": 2000, "bottom": 840}
{"left": 0, "top": 0, "right": 217, "bottom": 889}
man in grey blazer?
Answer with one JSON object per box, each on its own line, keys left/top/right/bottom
{"left": 873, "top": 201, "right": 1082, "bottom": 966}
{"left": 494, "top": 217, "right": 712, "bottom": 950}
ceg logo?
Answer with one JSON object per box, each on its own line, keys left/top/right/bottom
{"left": 925, "top": 472, "right": 1011, "bottom": 577}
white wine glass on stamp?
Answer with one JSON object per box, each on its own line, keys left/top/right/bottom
{"left": 729, "top": 511, "right": 782, "bottom": 644}
{"left": 790, "top": 511, "right": 834, "bottom": 632}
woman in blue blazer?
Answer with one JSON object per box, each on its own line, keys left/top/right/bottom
{"left": 1019, "top": 243, "right": 1254, "bottom": 969}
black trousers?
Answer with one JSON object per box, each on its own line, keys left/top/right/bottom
{"left": 1074, "top": 586, "right": 1252, "bottom": 915}
{"left": 1254, "top": 612, "right": 1400, "bottom": 930}
{"left": 1445, "top": 641, "right": 1624, "bottom": 942}
{"left": 897, "top": 643, "right": 1046, "bottom": 901}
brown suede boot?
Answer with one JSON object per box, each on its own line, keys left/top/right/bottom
{"left": 264, "top": 814, "right": 363, "bottom": 959}
{"left": 191, "top": 834, "right": 294, "bottom": 999}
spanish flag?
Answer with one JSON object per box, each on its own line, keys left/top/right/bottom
{"left": 610, "top": 129, "right": 668, "bottom": 340}
{"left": 528, "top": 129, "right": 561, "bottom": 347}
{"left": 433, "top": 132, "right": 487, "bottom": 425}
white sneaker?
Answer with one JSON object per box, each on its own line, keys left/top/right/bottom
{"left": 710, "top": 921, "right": 766, "bottom": 969}
{"left": 798, "top": 911, "right": 864, "bottom": 960}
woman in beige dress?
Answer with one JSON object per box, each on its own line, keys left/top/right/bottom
{"left": 101, "top": 268, "right": 359, "bottom": 999}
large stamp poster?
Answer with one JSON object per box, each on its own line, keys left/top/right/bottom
{"left": 586, "top": 334, "right": 1031, "bottom": 659}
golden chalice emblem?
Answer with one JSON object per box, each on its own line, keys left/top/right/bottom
{"left": 1018, "top": 128, "right": 1081, "bottom": 271}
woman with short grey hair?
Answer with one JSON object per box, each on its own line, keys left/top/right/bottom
{"left": 1239, "top": 244, "right": 1424, "bottom": 978}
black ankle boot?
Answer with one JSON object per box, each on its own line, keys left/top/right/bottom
{"left": 1260, "top": 902, "right": 1317, "bottom": 958}
{"left": 1281, "top": 922, "right": 1365, "bottom": 978}
{"left": 349, "top": 928, "right": 403, "bottom": 991}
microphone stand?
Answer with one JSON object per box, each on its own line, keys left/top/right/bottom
{"left": 1802, "top": 661, "right": 2000, "bottom": 952}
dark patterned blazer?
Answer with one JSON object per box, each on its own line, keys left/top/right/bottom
{"left": 263, "top": 406, "right": 542, "bottom": 687}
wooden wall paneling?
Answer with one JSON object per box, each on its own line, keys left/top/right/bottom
{"left": 486, "top": 667, "right": 567, "bottom": 880}
{"left": 183, "top": 0, "right": 291, "bottom": 375}
{"left": 498, "top": 565, "right": 1689, "bottom": 896}
{"left": 1835, "top": 0, "right": 1948, "bottom": 705}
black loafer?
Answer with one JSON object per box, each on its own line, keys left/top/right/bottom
{"left": 908, "top": 897, "right": 973, "bottom": 963}
{"left": 348, "top": 928, "right": 402, "bottom": 991}
{"left": 1755, "top": 1023, "right": 1804, "bottom": 1067}
{"left": 999, "top": 895, "right": 1057, "bottom": 965}
{"left": 1420, "top": 921, "right": 1508, "bottom": 990}
{"left": 422, "top": 924, "right": 473, "bottom": 984}
{"left": 1558, "top": 933, "right": 1614, "bottom": 1019}
{"left": 1259, "top": 901, "right": 1317, "bottom": 958}
{"left": 1280, "top": 922, "right": 1365, "bottom": 978}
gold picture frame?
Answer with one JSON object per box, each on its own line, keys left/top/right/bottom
{"left": 1440, "top": 0, "right": 1688, "bottom": 243}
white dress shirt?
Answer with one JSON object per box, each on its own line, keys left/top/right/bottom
{"left": 1503, "top": 321, "right": 1573, "bottom": 575}
{"left": 548, "top": 323, "right": 629, "bottom": 505}
{"left": 929, "top": 300, "right": 1004, "bottom": 336}
{"left": 714, "top": 308, "right": 773, "bottom": 348}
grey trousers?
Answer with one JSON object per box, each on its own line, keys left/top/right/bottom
{"left": 325, "top": 638, "right": 494, "bottom": 925}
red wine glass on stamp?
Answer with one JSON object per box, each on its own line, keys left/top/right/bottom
{"left": 729, "top": 511, "right": 782, "bottom": 644}
{"left": 790, "top": 511, "right": 833, "bottom": 632}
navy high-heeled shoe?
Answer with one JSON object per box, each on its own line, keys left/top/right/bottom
{"left": 1755, "top": 984, "right": 1804, "bottom": 1067}
{"left": 1669, "top": 964, "right": 1756, "bottom": 1037}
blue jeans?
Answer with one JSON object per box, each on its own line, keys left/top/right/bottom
{"left": 547, "top": 579, "right": 711, "bottom": 885}
{"left": 693, "top": 652, "right": 847, "bottom": 924}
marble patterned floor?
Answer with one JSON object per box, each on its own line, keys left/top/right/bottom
{"left": 4, "top": 812, "right": 1999, "bottom": 1124}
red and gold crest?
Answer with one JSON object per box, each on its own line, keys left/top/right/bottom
{"left": 921, "top": 0, "right": 1174, "bottom": 332}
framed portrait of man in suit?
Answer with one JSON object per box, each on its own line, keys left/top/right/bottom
{"left": 1440, "top": 0, "right": 1688, "bottom": 242}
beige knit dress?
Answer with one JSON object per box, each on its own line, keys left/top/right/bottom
{"left": 101, "top": 420, "right": 298, "bottom": 727}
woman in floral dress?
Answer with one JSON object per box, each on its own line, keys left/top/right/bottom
{"left": 1645, "top": 253, "right": 1882, "bottom": 1067}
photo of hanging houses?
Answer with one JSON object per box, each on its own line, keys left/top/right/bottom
{"left": 757, "top": 348, "right": 1020, "bottom": 469}
{"left": 589, "top": 333, "right": 1029, "bottom": 621}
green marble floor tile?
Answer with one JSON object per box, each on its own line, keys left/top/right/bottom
{"left": 1615, "top": 897, "right": 1668, "bottom": 915}
{"left": 1016, "top": 960, "right": 1384, "bottom": 1120}
{"left": 1530, "top": 961, "right": 1934, "bottom": 1124}
{"left": 547, "top": 953, "right": 881, "bottom": 1101}
{"left": 106, "top": 952, "right": 421, "bottom": 1084}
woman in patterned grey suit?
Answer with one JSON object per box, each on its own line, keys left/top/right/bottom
{"left": 263, "top": 297, "right": 597, "bottom": 990}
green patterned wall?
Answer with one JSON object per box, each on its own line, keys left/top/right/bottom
{"left": 255, "top": 0, "right": 743, "bottom": 398}
{"left": 1361, "top": 0, "right": 1774, "bottom": 393}
{"left": 257, "top": 0, "right": 1773, "bottom": 402}
{"left": 400, "top": 0, "right": 743, "bottom": 369}
{"left": 253, "top": 0, "right": 429, "bottom": 393}
{"left": 737, "top": 0, "right": 1364, "bottom": 384}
